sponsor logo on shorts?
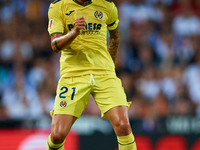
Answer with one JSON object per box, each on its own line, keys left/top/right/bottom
{"left": 60, "top": 101, "right": 67, "bottom": 107}
{"left": 94, "top": 10, "right": 103, "bottom": 19}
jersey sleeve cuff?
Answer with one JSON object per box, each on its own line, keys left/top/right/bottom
{"left": 107, "top": 19, "right": 119, "bottom": 31}
{"left": 49, "top": 32, "right": 63, "bottom": 36}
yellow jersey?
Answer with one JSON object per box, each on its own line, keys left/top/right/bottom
{"left": 48, "top": 0, "right": 119, "bottom": 77}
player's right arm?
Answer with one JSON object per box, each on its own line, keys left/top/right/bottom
{"left": 50, "top": 17, "right": 86, "bottom": 53}
{"left": 48, "top": 2, "right": 86, "bottom": 53}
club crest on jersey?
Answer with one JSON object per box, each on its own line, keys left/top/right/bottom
{"left": 94, "top": 10, "right": 103, "bottom": 19}
{"left": 60, "top": 101, "right": 67, "bottom": 107}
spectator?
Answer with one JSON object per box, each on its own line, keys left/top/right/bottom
{"left": 172, "top": 2, "right": 200, "bottom": 37}
{"left": 2, "top": 64, "right": 42, "bottom": 119}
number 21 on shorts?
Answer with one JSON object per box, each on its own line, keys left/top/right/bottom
{"left": 59, "top": 87, "right": 76, "bottom": 100}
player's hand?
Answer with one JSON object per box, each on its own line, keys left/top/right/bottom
{"left": 74, "top": 16, "right": 86, "bottom": 34}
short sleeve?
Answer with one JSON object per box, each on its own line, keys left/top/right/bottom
{"left": 48, "top": 4, "right": 64, "bottom": 36}
{"left": 107, "top": 3, "right": 119, "bottom": 31}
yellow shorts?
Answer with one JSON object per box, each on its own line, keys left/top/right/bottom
{"left": 51, "top": 74, "right": 131, "bottom": 119}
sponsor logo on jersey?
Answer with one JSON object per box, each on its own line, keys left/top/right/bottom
{"left": 66, "top": 10, "right": 75, "bottom": 16}
{"left": 49, "top": 19, "right": 54, "bottom": 30}
{"left": 60, "top": 101, "right": 67, "bottom": 107}
{"left": 68, "top": 23, "right": 102, "bottom": 31}
{"left": 94, "top": 10, "right": 103, "bottom": 19}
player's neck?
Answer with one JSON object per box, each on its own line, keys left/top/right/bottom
{"left": 76, "top": 0, "right": 91, "bottom": 4}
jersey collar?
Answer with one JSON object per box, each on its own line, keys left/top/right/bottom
{"left": 72, "top": 0, "right": 92, "bottom": 6}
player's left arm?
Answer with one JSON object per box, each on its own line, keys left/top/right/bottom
{"left": 108, "top": 27, "right": 120, "bottom": 63}
{"left": 107, "top": 2, "right": 120, "bottom": 63}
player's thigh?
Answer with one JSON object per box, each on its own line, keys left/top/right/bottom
{"left": 92, "top": 75, "right": 131, "bottom": 119}
{"left": 53, "top": 76, "right": 92, "bottom": 118}
{"left": 51, "top": 114, "right": 77, "bottom": 139}
{"left": 105, "top": 106, "right": 129, "bottom": 125}
{"left": 105, "top": 106, "right": 132, "bottom": 135}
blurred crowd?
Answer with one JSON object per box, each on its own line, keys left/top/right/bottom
{"left": 0, "top": 0, "right": 200, "bottom": 130}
